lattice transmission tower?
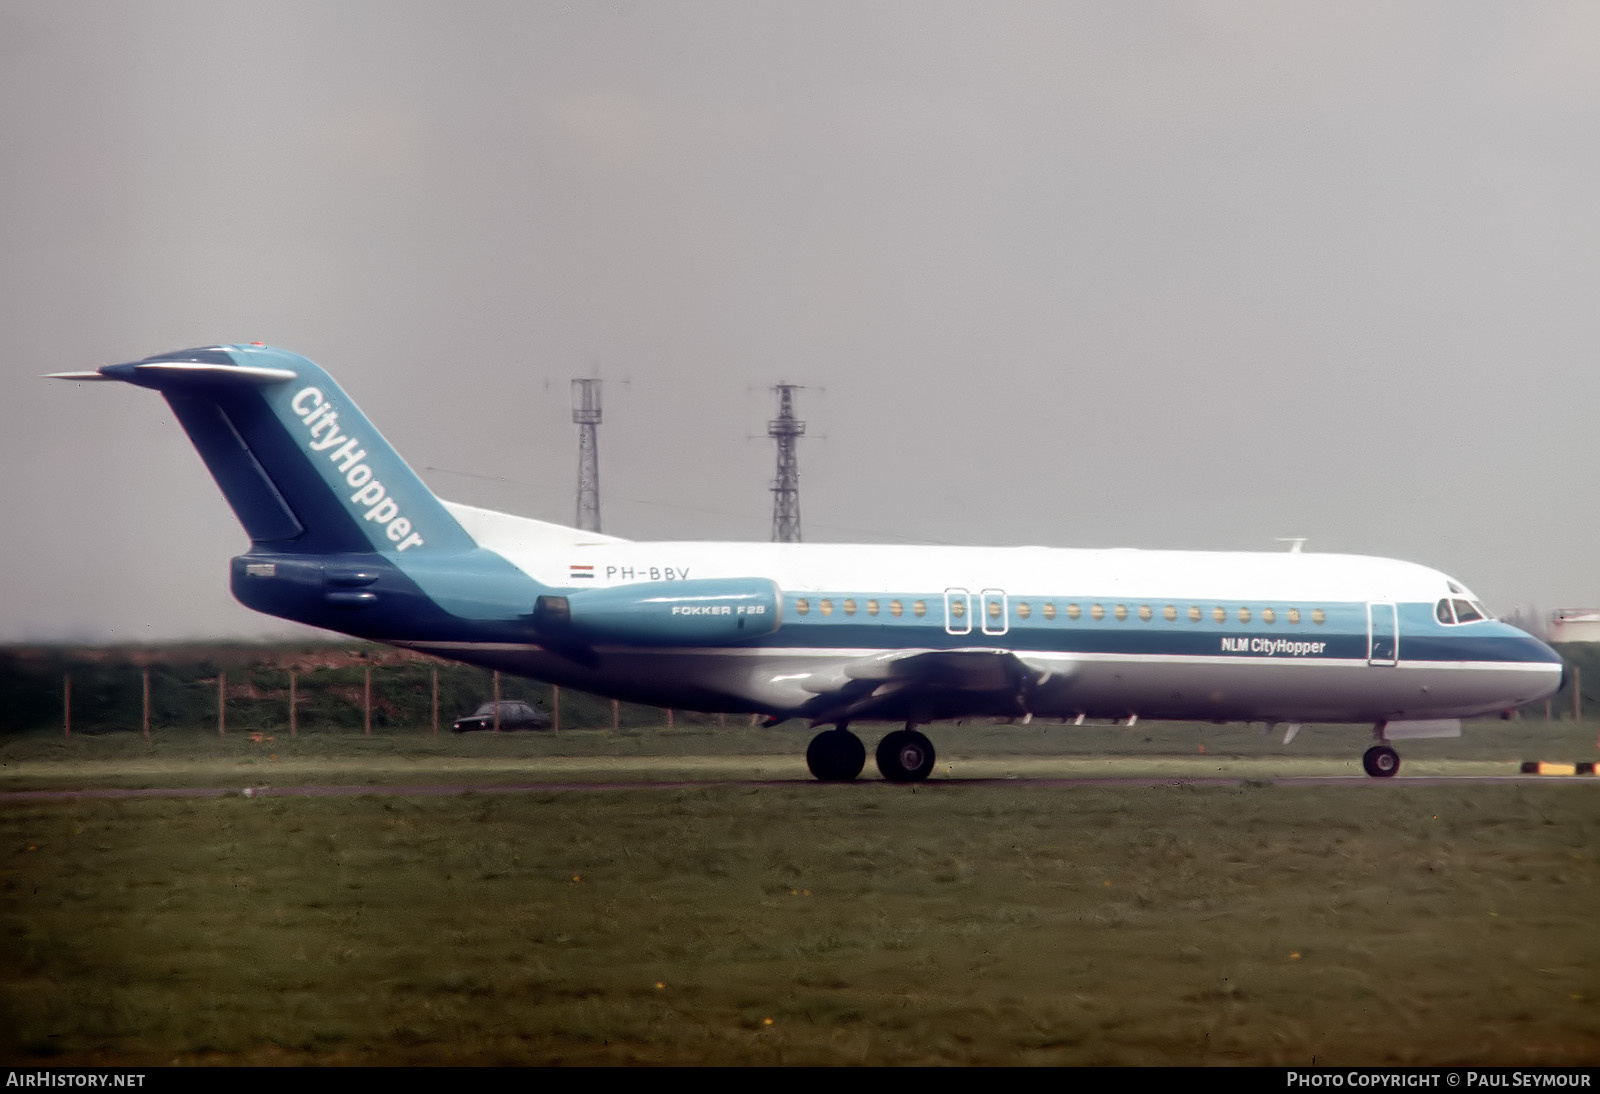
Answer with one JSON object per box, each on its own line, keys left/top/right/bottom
{"left": 768, "top": 383, "right": 805, "bottom": 543}
{"left": 571, "top": 378, "right": 602, "bottom": 532}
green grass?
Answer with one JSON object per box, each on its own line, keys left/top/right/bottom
{"left": 2, "top": 758, "right": 1598, "bottom": 1064}
{"left": 2, "top": 716, "right": 1597, "bottom": 791}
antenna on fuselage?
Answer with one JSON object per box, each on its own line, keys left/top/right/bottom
{"left": 1276, "top": 537, "right": 1307, "bottom": 554}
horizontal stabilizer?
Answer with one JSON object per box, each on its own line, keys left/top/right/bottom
{"left": 52, "top": 361, "right": 298, "bottom": 388}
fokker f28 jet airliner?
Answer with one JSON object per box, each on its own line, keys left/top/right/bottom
{"left": 54, "top": 345, "right": 1565, "bottom": 781}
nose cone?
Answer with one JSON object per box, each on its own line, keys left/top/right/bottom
{"left": 1502, "top": 623, "right": 1566, "bottom": 703}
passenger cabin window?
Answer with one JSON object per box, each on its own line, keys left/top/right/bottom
{"left": 1043, "top": 603, "right": 1057, "bottom": 620}
{"left": 1017, "top": 602, "right": 1032, "bottom": 620}
{"left": 866, "top": 599, "right": 879, "bottom": 616}
{"left": 843, "top": 598, "right": 857, "bottom": 616}
{"left": 1188, "top": 606, "right": 1201, "bottom": 622}
{"left": 1287, "top": 608, "right": 1301, "bottom": 624}
{"left": 1262, "top": 608, "right": 1276, "bottom": 624}
{"left": 820, "top": 599, "right": 834, "bottom": 615}
{"left": 890, "top": 600, "right": 903, "bottom": 617}
{"left": 913, "top": 601, "right": 927, "bottom": 618}
{"left": 1213, "top": 606, "right": 1227, "bottom": 624}
{"left": 1312, "top": 609, "right": 1326, "bottom": 625}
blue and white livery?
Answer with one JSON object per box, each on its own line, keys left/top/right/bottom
{"left": 55, "top": 345, "right": 1565, "bottom": 781}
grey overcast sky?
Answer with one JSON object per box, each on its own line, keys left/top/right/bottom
{"left": 3, "top": 1, "right": 1597, "bottom": 643}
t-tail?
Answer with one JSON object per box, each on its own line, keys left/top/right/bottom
{"left": 52, "top": 345, "right": 545, "bottom": 640}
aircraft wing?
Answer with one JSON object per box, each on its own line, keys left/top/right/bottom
{"left": 758, "top": 648, "right": 1064, "bottom": 725}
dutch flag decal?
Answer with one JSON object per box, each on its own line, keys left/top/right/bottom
{"left": 569, "top": 564, "right": 595, "bottom": 580}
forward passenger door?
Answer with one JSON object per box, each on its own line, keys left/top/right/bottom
{"left": 1367, "top": 601, "right": 1398, "bottom": 666}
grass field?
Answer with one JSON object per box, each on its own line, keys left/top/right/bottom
{"left": 2, "top": 720, "right": 1598, "bottom": 1065}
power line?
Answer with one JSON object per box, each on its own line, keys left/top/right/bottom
{"left": 768, "top": 383, "right": 804, "bottom": 543}
{"left": 571, "top": 378, "right": 602, "bottom": 533}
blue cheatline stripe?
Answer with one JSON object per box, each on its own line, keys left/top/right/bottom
{"left": 769, "top": 594, "right": 1560, "bottom": 665}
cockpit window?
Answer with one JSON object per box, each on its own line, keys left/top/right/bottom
{"left": 1437, "top": 598, "right": 1490, "bottom": 625}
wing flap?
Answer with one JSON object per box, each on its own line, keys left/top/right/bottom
{"left": 761, "top": 648, "right": 1070, "bottom": 724}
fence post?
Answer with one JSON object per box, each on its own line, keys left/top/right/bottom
{"left": 364, "top": 665, "right": 372, "bottom": 736}
{"left": 1574, "top": 665, "right": 1583, "bottom": 723}
{"left": 218, "top": 672, "right": 226, "bottom": 737}
{"left": 431, "top": 667, "right": 439, "bottom": 736}
{"left": 63, "top": 674, "right": 70, "bottom": 739}
{"left": 612, "top": 698, "right": 619, "bottom": 732}
{"left": 493, "top": 670, "right": 501, "bottom": 732}
{"left": 552, "top": 684, "right": 560, "bottom": 734}
{"left": 289, "top": 668, "right": 298, "bottom": 737}
{"left": 142, "top": 670, "right": 151, "bottom": 741}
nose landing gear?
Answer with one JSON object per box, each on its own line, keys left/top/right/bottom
{"left": 1363, "top": 744, "right": 1400, "bottom": 778}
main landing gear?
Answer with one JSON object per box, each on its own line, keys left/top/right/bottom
{"left": 805, "top": 724, "right": 937, "bottom": 783}
{"left": 876, "top": 728, "right": 937, "bottom": 783}
{"left": 806, "top": 728, "right": 865, "bottom": 782}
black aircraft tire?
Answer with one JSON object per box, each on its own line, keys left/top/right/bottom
{"left": 1363, "top": 745, "right": 1401, "bottom": 778}
{"left": 876, "top": 730, "right": 936, "bottom": 783}
{"left": 807, "top": 730, "right": 865, "bottom": 782}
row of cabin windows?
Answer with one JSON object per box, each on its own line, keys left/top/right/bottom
{"left": 795, "top": 598, "right": 929, "bottom": 618}
{"left": 791, "top": 597, "right": 1328, "bottom": 625}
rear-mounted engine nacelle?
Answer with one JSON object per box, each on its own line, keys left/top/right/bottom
{"left": 533, "top": 577, "right": 782, "bottom": 646}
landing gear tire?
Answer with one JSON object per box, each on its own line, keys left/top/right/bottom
{"left": 1363, "top": 745, "right": 1400, "bottom": 778}
{"left": 806, "top": 729, "right": 865, "bottom": 782}
{"left": 876, "top": 729, "right": 936, "bottom": 783}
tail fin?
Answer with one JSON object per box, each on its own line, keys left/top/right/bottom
{"left": 53, "top": 345, "right": 477, "bottom": 556}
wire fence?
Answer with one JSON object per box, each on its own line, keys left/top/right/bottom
{"left": 4, "top": 642, "right": 1596, "bottom": 738}
{"left": 0, "top": 645, "right": 728, "bottom": 737}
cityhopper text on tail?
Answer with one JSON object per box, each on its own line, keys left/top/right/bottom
{"left": 54, "top": 345, "right": 1565, "bottom": 781}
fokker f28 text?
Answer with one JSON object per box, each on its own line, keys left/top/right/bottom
{"left": 54, "top": 345, "right": 1565, "bottom": 781}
